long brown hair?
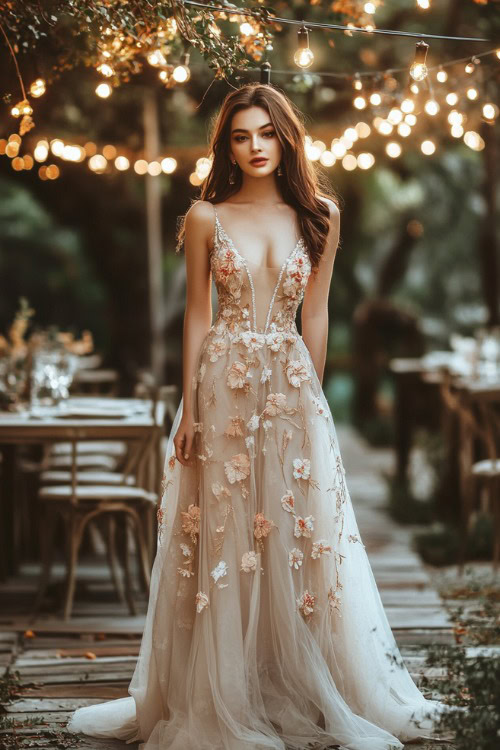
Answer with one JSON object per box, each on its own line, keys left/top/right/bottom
{"left": 176, "top": 83, "right": 341, "bottom": 271}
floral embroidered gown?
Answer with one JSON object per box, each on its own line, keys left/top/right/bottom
{"left": 67, "top": 204, "right": 449, "bottom": 750}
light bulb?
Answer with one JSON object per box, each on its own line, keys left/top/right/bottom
{"left": 96, "top": 83, "right": 112, "bottom": 98}
{"left": 172, "top": 64, "right": 190, "bottom": 83}
{"left": 410, "top": 62, "right": 427, "bottom": 81}
{"left": 173, "top": 51, "right": 191, "bottom": 83}
{"left": 410, "top": 40, "right": 429, "bottom": 81}
{"left": 294, "top": 47, "right": 314, "bottom": 69}
{"left": 294, "top": 25, "right": 314, "bottom": 69}
{"left": 424, "top": 99, "right": 439, "bottom": 115}
{"left": 30, "top": 78, "right": 46, "bottom": 97}
{"left": 482, "top": 103, "right": 499, "bottom": 121}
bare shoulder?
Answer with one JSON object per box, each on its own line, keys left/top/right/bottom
{"left": 317, "top": 195, "right": 340, "bottom": 223}
{"left": 184, "top": 200, "right": 215, "bottom": 251}
{"left": 185, "top": 199, "right": 215, "bottom": 228}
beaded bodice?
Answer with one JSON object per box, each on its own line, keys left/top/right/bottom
{"left": 209, "top": 206, "right": 312, "bottom": 341}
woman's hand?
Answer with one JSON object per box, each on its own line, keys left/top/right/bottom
{"left": 173, "top": 412, "right": 196, "bottom": 467}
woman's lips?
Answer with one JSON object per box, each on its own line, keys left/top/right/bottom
{"left": 250, "top": 158, "right": 268, "bottom": 165}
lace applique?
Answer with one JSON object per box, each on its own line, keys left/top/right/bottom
{"left": 241, "top": 550, "right": 258, "bottom": 572}
{"left": 254, "top": 512, "right": 276, "bottom": 553}
{"left": 297, "top": 590, "right": 316, "bottom": 619}
{"left": 210, "top": 560, "right": 229, "bottom": 589}
{"left": 280, "top": 491, "right": 295, "bottom": 513}
{"left": 293, "top": 514, "right": 315, "bottom": 538}
{"left": 212, "top": 503, "right": 234, "bottom": 557}
{"left": 195, "top": 591, "right": 209, "bottom": 613}
{"left": 288, "top": 548, "right": 304, "bottom": 570}
{"left": 311, "top": 540, "right": 333, "bottom": 559}
{"left": 180, "top": 504, "right": 201, "bottom": 544}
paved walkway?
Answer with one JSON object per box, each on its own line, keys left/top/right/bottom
{"left": 339, "top": 426, "right": 452, "bottom": 638}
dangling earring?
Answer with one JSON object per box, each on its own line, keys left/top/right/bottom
{"left": 229, "top": 160, "right": 236, "bottom": 185}
{"left": 277, "top": 162, "right": 283, "bottom": 177}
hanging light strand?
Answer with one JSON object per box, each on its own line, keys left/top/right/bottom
{"left": 180, "top": 0, "right": 491, "bottom": 43}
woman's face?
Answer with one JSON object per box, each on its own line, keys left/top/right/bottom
{"left": 229, "top": 105, "right": 282, "bottom": 178}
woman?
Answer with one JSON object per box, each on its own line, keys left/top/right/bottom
{"left": 67, "top": 83, "right": 449, "bottom": 750}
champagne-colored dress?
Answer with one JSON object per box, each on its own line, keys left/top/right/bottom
{"left": 67, "top": 203, "right": 449, "bottom": 750}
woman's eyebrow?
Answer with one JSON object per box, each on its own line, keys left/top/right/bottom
{"left": 231, "top": 122, "right": 273, "bottom": 134}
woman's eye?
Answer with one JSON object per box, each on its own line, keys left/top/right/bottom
{"left": 263, "top": 131, "right": 275, "bottom": 137}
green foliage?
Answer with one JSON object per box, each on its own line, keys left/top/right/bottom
{"left": 422, "top": 576, "right": 500, "bottom": 750}
{"left": 414, "top": 515, "right": 494, "bottom": 567}
{"left": 0, "top": 177, "right": 107, "bottom": 348}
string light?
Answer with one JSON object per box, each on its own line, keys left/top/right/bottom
{"left": 29, "top": 78, "right": 46, "bottom": 98}
{"left": 410, "top": 40, "right": 429, "bottom": 81}
{"left": 10, "top": 100, "right": 33, "bottom": 118}
{"left": 115, "top": 155, "right": 130, "bottom": 170}
{"left": 96, "top": 82, "right": 112, "bottom": 98}
{"left": 97, "top": 63, "right": 114, "bottom": 77}
{"left": 147, "top": 50, "right": 167, "bottom": 67}
{"left": 172, "top": 49, "right": 191, "bottom": 83}
{"left": 424, "top": 99, "right": 440, "bottom": 116}
{"left": 482, "top": 103, "right": 499, "bottom": 121}
{"left": 294, "top": 25, "right": 314, "bottom": 69}
{"left": 421, "top": 139, "right": 436, "bottom": 155}
{"left": 386, "top": 141, "right": 402, "bottom": 158}
{"left": 436, "top": 66, "right": 448, "bottom": 83}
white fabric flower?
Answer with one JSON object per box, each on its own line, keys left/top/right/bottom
{"left": 224, "top": 453, "right": 250, "bottom": 483}
{"left": 293, "top": 514, "right": 315, "bottom": 538}
{"left": 211, "top": 482, "right": 231, "bottom": 501}
{"left": 240, "top": 551, "right": 257, "bottom": 573}
{"left": 247, "top": 414, "right": 260, "bottom": 431}
{"left": 288, "top": 548, "right": 304, "bottom": 570}
{"left": 285, "top": 358, "right": 311, "bottom": 388}
{"left": 240, "top": 330, "right": 265, "bottom": 352}
{"left": 180, "top": 543, "right": 193, "bottom": 559}
{"left": 280, "top": 491, "right": 295, "bottom": 514}
{"left": 293, "top": 457, "right": 311, "bottom": 481}
{"left": 311, "top": 540, "right": 332, "bottom": 559}
{"left": 260, "top": 367, "right": 272, "bottom": 383}
{"left": 207, "top": 336, "right": 228, "bottom": 362}
{"left": 210, "top": 560, "right": 228, "bottom": 583}
{"left": 195, "top": 591, "right": 209, "bottom": 613}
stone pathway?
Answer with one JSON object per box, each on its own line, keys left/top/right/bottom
{"left": 0, "top": 426, "right": 455, "bottom": 749}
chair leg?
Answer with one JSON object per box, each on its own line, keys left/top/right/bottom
{"left": 492, "top": 478, "right": 500, "bottom": 575}
{"left": 31, "top": 506, "right": 57, "bottom": 616}
{"left": 120, "top": 516, "right": 137, "bottom": 616}
{"left": 457, "top": 474, "right": 475, "bottom": 577}
{"left": 62, "top": 512, "right": 86, "bottom": 621}
{"left": 130, "top": 507, "right": 151, "bottom": 592}
{"left": 106, "top": 514, "right": 126, "bottom": 604}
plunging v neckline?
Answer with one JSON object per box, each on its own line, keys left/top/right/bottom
{"left": 213, "top": 210, "right": 303, "bottom": 271}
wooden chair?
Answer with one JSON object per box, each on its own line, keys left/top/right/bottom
{"left": 32, "top": 401, "right": 165, "bottom": 620}
{"left": 439, "top": 371, "right": 500, "bottom": 573}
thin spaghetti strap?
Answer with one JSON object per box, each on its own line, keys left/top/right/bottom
{"left": 211, "top": 203, "right": 219, "bottom": 255}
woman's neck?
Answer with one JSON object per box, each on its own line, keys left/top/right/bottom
{"left": 231, "top": 173, "right": 283, "bottom": 205}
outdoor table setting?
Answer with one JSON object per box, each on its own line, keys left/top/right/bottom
{"left": 0, "top": 395, "right": 167, "bottom": 586}
{"left": 389, "top": 328, "right": 500, "bottom": 559}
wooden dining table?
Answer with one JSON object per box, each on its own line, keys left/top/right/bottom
{"left": 390, "top": 355, "right": 500, "bottom": 522}
{"left": 0, "top": 396, "right": 166, "bottom": 581}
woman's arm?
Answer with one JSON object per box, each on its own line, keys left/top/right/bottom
{"left": 181, "top": 200, "right": 214, "bottom": 419}
{"left": 300, "top": 199, "right": 340, "bottom": 386}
